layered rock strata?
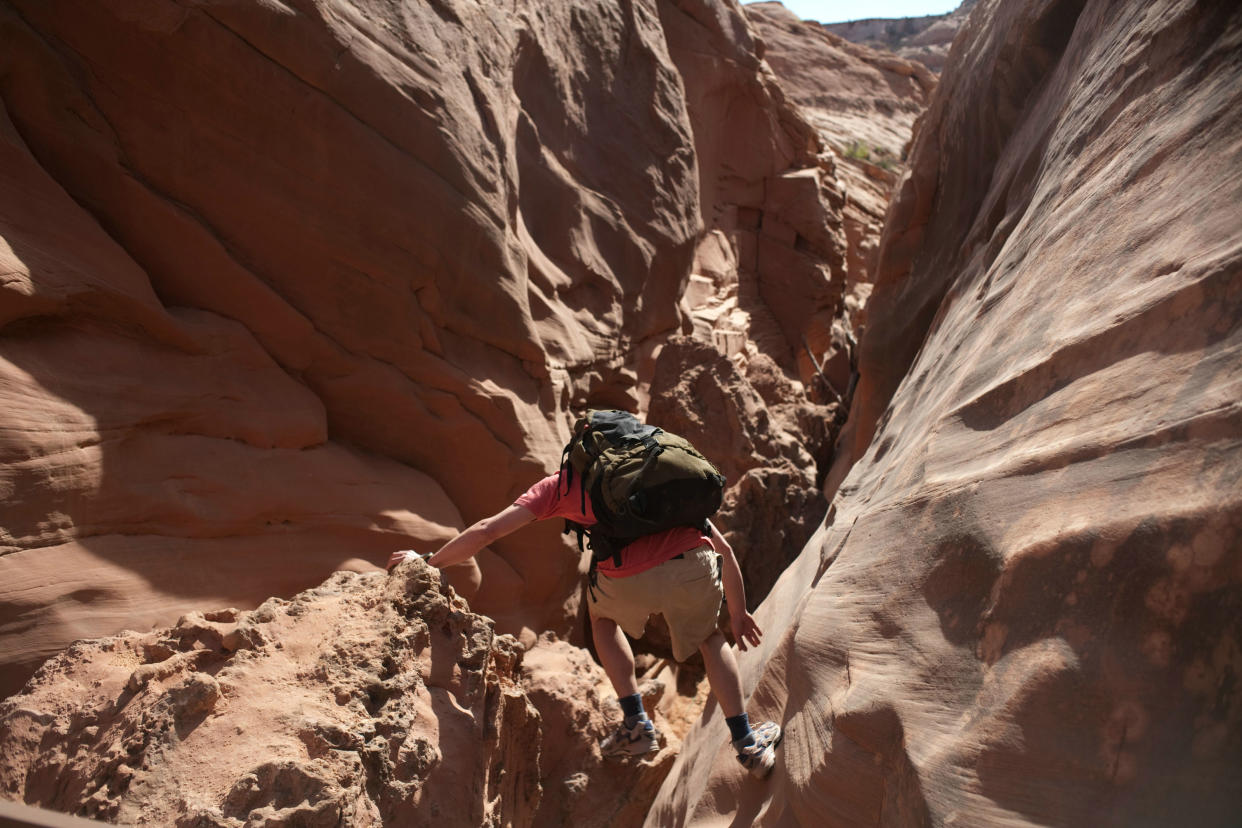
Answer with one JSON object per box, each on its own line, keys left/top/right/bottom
{"left": 821, "top": 0, "right": 977, "bottom": 73}
{"left": 746, "top": 2, "right": 935, "bottom": 162}
{"left": 744, "top": 1, "right": 935, "bottom": 338}
{"left": 652, "top": 0, "right": 1242, "bottom": 825}
{"left": 658, "top": 0, "right": 849, "bottom": 395}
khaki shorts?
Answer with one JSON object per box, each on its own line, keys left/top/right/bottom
{"left": 588, "top": 545, "right": 723, "bottom": 662}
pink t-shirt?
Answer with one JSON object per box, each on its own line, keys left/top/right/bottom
{"left": 514, "top": 473, "right": 710, "bottom": 577}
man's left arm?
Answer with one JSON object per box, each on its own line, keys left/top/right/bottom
{"left": 708, "top": 521, "right": 763, "bottom": 651}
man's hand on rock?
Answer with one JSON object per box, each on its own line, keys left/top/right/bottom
{"left": 731, "top": 611, "right": 763, "bottom": 652}
{"left": 386, "top": 549, "right": 423, "bottom": 572}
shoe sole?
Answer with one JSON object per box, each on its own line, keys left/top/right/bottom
{"left": 601, "top": 736, "right": 661, "bottom": 758}
{"left": 602, "top": 744, "right": 660, "bottom": 758}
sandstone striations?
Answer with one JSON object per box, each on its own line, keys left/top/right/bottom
{"left": 652, "top": 0, "right": 1242, "bottom": 825}
{"left": 0, "top": 561, "right": 674, "bottom": 826}
{"left": 0, "top": 0, "right": 844, "bottom": 698}
{"left": 746, "top": 2, "right": 935, "bottom": 162}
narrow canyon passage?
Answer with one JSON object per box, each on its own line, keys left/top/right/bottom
{"left": 2, "top": 0, "right": 1240, "bottom": 826}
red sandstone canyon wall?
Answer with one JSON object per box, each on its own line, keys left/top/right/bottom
{"left": 0, "top": 0, "right": 849, "bottom": 701}
{"left": 744, "top": 0, "right": 935, "bottom": 351}
{"left": 652, "top": 0, "right": 1242, "bottom": 824}
{"left": 5, "top": 0, "right": 1240, "bottom": 824}
{"left": 0, "top": 0, "right": 681, "bottom": 696}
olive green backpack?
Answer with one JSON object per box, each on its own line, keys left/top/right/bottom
{"left": 559, "top": 410, "right": 726, "bottom": 567}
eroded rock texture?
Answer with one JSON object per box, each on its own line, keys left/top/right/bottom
{"left": 0, "top": 0, "right": 845, "bottom": 697}
{"left": 0, "top": 562, "right": 674, "bottom": 826}
{"left": 653, "top": 1, "right": 1242, "bottom": 825}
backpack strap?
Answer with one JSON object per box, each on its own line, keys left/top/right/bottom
{"left": 563, "top": 519, "right": 586, "bottom": 552}
{"left": 558, "top": 433, "right": 578, "bottom": 496}
{"left": 587, "top": 564, "right": 599, "bottom": 603}
{"left": 570, "top": 521, "right": 604, "bottom": 603}
{"left": 625, "top": 439, "right": 665, "bottom": 500}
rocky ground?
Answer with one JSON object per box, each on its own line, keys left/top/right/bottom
{"left": 0, "top": 560, "right": 686, "bottom": 826}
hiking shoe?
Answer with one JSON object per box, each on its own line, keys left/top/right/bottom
{"left": 735, "top": 720, "right": 782, "bottom": 778}
{"left": 600, "top": 717, "right": 660, "bottom": 757}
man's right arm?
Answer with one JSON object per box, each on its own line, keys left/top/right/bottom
{"left": 426, "top": 503, "right": 537, "bottom": 568}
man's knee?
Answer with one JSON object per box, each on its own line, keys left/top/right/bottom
{"left": 698, "top": 629, "right": 726, "bottom": 653}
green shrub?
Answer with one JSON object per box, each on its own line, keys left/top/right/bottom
{"left": 843, "top": 140, "right": 871, "bottom": 161}
{"left": 842, "top": 139, "right": 902, "bottom": 172}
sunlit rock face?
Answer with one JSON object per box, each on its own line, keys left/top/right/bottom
{"left": 0, "top": 0, "right": 708, "bottom": 695}
{"left": 651, "top": 1, "right": 1242, "bottom": 825}
{"left": 657, "top": 0, "right": 852, "bottom": 392}
{"left": 745, "top": 2, "right": 934, "bottom": 164}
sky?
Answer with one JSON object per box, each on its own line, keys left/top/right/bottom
{"left": 741, "top": 0, "right": 960, "bottom": 25}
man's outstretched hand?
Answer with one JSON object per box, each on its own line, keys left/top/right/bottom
{"left": 731, "top": 610, "right": 763, "bottom": 652}
{"left": 386, "top": 549, "right": 423, "bottom": 572}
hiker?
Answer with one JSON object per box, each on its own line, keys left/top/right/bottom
{"left": 388, "top": 452, "right": 783, "bottom": 777}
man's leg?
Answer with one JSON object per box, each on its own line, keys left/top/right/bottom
{"left": 699, "top": 629, "right": 744, "bottom": 718}
{"left": 699, "top": 629, "right": 783, "bottom": 777}
{"left": 591, "top": 615, "right": 640, "bottom": 698}
{"left": 592, "top": 614, "right": 658, "bottom": 756}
